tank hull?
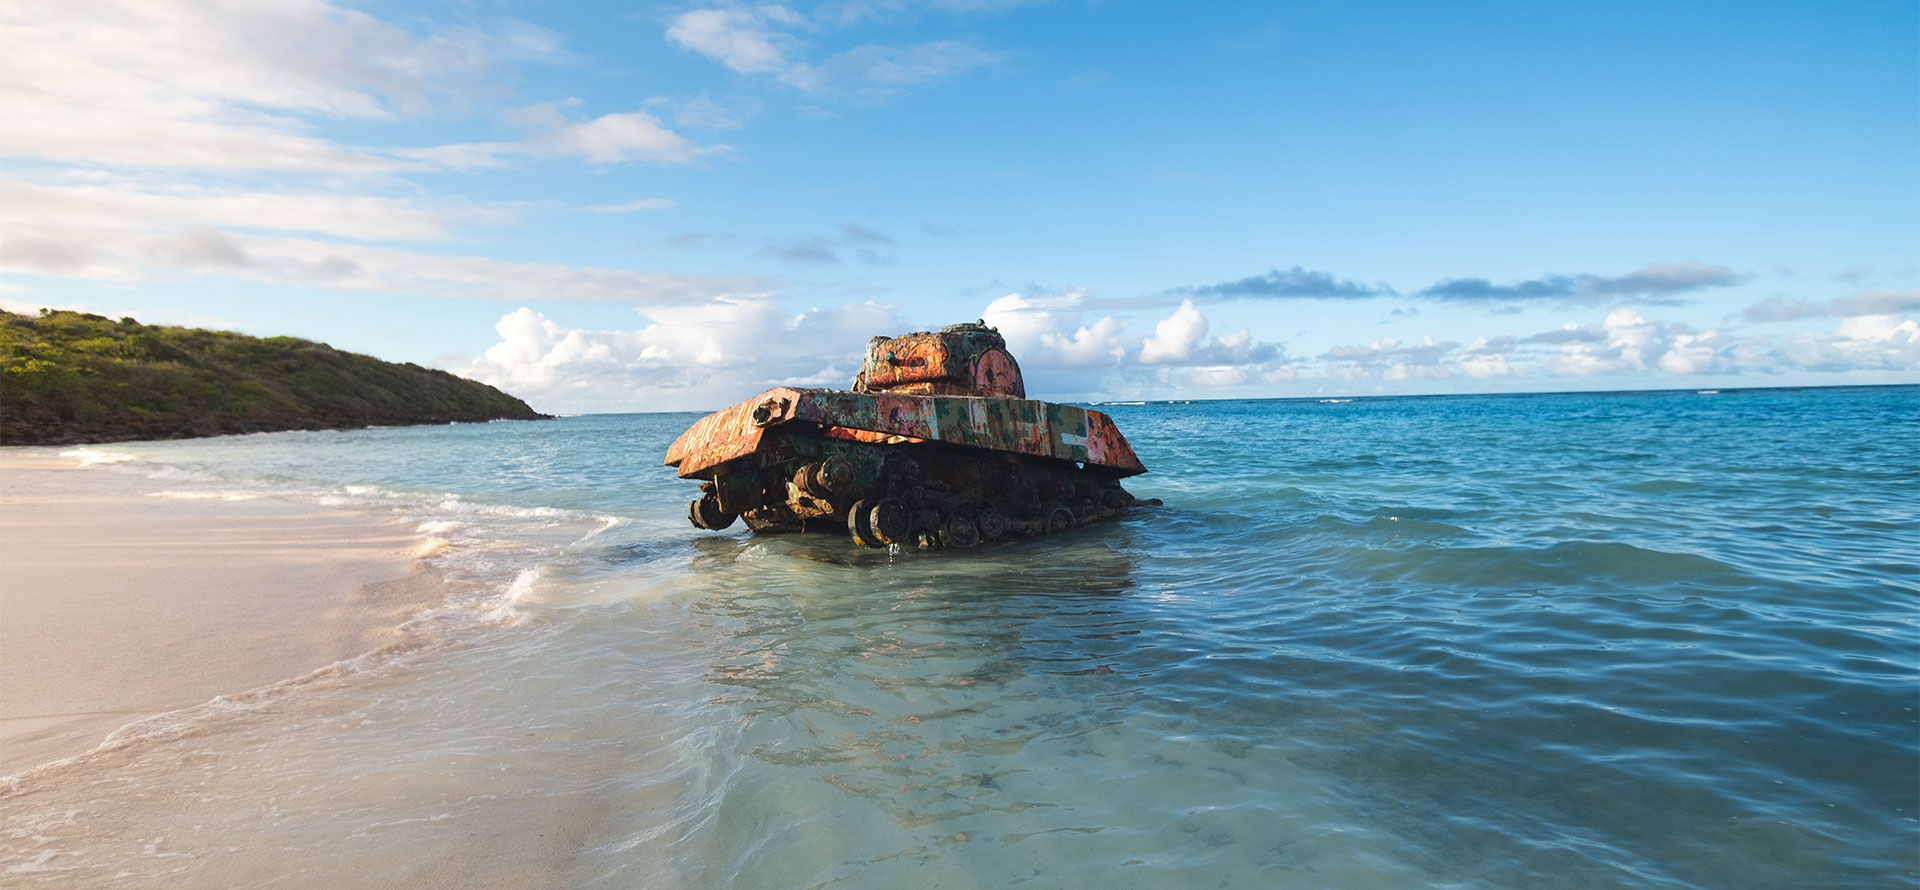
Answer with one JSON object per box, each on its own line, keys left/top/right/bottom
{"left": 666, "top": 387, "right": 1145, "bottom": 478}
{"left": 664, "top": 388, "right": 1156, "bottom": 549}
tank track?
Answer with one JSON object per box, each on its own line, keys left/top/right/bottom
{"left": 685, "top": 435, "right": 1158, "bottom": 550}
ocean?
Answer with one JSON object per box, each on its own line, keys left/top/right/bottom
{"left": 3, "top": 385, "right": 1916, "bottom": 889}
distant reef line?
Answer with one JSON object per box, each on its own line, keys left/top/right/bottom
{"left": 0, "top": 309, "right": 549, "bottom": 446}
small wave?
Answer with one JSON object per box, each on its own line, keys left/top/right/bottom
{"left": 503, "top": 567, "right": 542, "bottom": 601}
{"left": 1, "top": 625, "right": 439, "bottom": 795}
{"left": 1622, "top": 479, "right": 1701, "bottom": 494}
{"left": 143, "top": 464, "right": 222, "bottom": 483}
{"left": 58, "top": 448, "right": 139, "bottom": 466}
{"left": 1318, "top": 398, "right": 1353, "bottom": 404}
{"left": 432, "top": 498, "right": 570, "bottom": 520}
{"left": 481, "top": 567, "right": 548, "bottom": 622}
{"left": 152, "top": 490, "right": 260, "bottom": 501}
{"left": 1696, "top": 389, "right": 1722, "bottom": 395}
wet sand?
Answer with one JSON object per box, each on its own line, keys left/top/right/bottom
{"left": 0, "top": 451, "right": 446, "bottom": 777}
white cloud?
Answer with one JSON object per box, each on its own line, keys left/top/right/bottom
{"left": 665, "top": 6, "right": 1003, "bottom": 103}
{"left": 1835, "top": 313, "right": 1920, "bottom": 343}
{"left": 0, "top": 2, "right": 735, "bottom": 311}
{"left": 452, "top": 299, "right": 905, "bottom": 412}
{"left": 1, "top": 2, "right": 713, "bottom": 175}
{"left": 0, "top": 0, "right": 566, "bottom": 173}
{"left": 666, "top": 7, "right": 796, "bottom": 74}
{"left": 0, "top": 176, "right": 756, "bottom": 301}
{"left": 1512, "top": 305, "right": 1918, "bottom": 380}
{"left": 1833, "top": 289, "right": 1920, "bottom": 318}
{"left": 1744, "top": 288, "right": 1920, "bottom": 323}
{"left": 1323, "top": 333, "right": 1457, "bottom": 381}
{"left": 1183, "top": 365, "right": 1249, "bottom": 387}
{"left": 581, "top": 198, "right": 679, "bottom": 214}
{"left": 1135, "top": 301, "right": 1284, "bottom": 367}
{"left": 1046, "top": 316, "right": 1130, "bottom": 366}
{"left": 982, "top": 292, "right": 1291, "bottom": 393}
{"left": 980, "top": 290, "right": 1075, "bottom": 347}
{"left": 1779, "top": 314, "right": 1920, "bottom": 372}
{"left": 532, "top": 108, "right": 718, "bottom": 165}
{"left": 645, "top": 93, "right": 753, "bottom": 130}
{"left": 1138, "top": 300, "right": 1208, "bottom": 364}
{"left": 1656, "top": 330, "right": 1727, "bottom": 374}
{"left": 226, "top": 237, "right": 767, "bottom": 304}
{"left": 1007, "top": 296, "right": 1911, "bottom": 397}
{"left": 0, "top": 180, "right": 494, "bottom": 243}
{"left": 0, "top": 297, "right": 81, "bottom": 315}
{"left": 1541, "top": 309, "right": 1661, "bottom": 376}
{"left": 1544, "top": 344, "right": 1611, "bottom": 376}
{"left": 444, "top": 297, "right": 1914, "bottom": 412}
{"left": 780, "top": 41, "right": 1006, "bottom": 100}
{"left": 982, "top": 290, "right": 1127, "bottom": 368}
{"left": 0, "top": 214, "right": 769, "bottom": 303}
{"left": 398, "top": 105, "right": 725, "bottom": 169}
{"left": 1457, "top": 335, "right": 1515, "bottom": 378}
{"left": 1603, "top": 307, "right": 1656, "bottom": 370}
{"left": 11, "top": 0, "right": 552, "bottom": 119}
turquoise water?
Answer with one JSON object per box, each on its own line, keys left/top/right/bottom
{"left": 4, "top": 386, "right": 1916, "bottom": 888}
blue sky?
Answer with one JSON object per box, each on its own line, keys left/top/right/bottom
{"left": 2, "top": 0, "right": 1914, "bottom": 412}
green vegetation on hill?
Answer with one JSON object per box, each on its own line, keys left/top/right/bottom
{"left": 0, "top": 309, "right": 548, "bottom": 445}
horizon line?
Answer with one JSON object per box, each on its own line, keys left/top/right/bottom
{"left": 564, "top": 380, "right": 1919, "bottom": 417}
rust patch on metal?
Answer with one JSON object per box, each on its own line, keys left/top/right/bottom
{"left": 856, "top": 325, "right": 1025, "bottom": 399}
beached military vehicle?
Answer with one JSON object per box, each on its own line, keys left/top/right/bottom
{"left": 664, "top": 322, "right": 1157, "bottom": 549}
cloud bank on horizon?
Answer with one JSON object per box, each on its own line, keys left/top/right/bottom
{"left": 1, "top": 0, "right": 1914, "bottom": 413}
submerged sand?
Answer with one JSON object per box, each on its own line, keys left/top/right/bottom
{"left": 0, "top": 451, "right": 447, "bottom": 777}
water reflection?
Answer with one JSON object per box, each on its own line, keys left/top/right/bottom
{"left": 652, "top": 529, "right": 1308, "bottom": 885}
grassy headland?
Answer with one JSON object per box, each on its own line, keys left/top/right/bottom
{"left": 1, "top": 310, "right": 548, "bottom": 445}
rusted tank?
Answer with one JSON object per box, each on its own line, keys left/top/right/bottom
{"left": 664, "top": 322, "right": 1158, "bottom": 549}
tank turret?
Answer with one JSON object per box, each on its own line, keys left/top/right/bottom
{"left": 852, "top": 322, "right": 1025, "bottom": 399}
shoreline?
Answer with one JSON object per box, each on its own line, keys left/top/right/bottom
{"left": 0, "top": 451, "right": 450, "bottom": 778}
{"left": 0, "top": 414, "right": 553, "bottom": 449}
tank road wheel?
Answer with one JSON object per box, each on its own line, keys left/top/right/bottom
{"left": 975, "top": 508, "right": 1007, "bottom": 542}
{"left": 1044, "top": 503, "right": 1075, "bottom": 534}
{"left": 814, "top": 456, "right": 853, "bottom": 497}
{"left": 846, "top": 499, "right": 885, "bottom": 548}
{"left": 868, "top": 498, "right": 912, "bottom": 546}
{"left": 944, "top": 514, "right": 980, "bottom": 549}
{"left": 798, "top": 457, "right": 854, "bottom": 500}
{"left": 689, "top": 497, "right": 737, "bottom": 530}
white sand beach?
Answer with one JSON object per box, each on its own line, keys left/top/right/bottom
{"left": 0, "top": 451, "right": 447, "bottom": 777}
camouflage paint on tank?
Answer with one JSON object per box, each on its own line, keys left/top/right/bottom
{"left": 663, "top": 387, "right": 1147, "bottom": 479}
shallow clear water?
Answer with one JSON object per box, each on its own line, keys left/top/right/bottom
{"left": 4, "top": 386, "right": 1917, "bottom": 888}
